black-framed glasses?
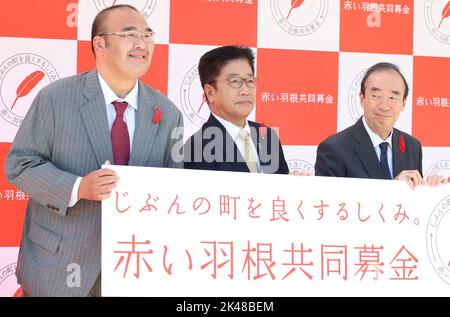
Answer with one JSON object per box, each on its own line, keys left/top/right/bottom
{"left": 210, "top": 76, "right": 258, "bottom": 89}
{"left": 99, "top": 31, "right": 155, "bottom": 43}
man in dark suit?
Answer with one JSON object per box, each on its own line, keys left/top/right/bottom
{"left": 184, "top": 45, "right": 289, "bottom": 174}
{"left": 6, "top": 5, "right": 182, "bottom": 296}
{"left": 315, "top": 62, "right": 446, "bottom": 189}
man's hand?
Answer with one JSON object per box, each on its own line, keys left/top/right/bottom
{"left": 394, "top": 170, "right": 423, "bottom": 190}
{"left": 425, "top": 174, "right": 447, "bottom": 187}
{"left": 78, "top": 161, "right": 119, "bottom": 201}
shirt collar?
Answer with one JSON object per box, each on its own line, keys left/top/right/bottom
{"left": 97, "top": 72, "right": 139, "bottom": 110}
{"left": 362, "top": 116, "right": 393, "bottom": 149}
{"left": 212, "top": 113, "right": 251, "bottom": 142}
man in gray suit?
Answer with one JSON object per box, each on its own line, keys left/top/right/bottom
{"left": 315, "top": 62, "right": 445, "bottom": 189}
{"left": 5, "top": 5, "right": 183, "bottom": 296}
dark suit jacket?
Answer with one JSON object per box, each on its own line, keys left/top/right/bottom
{"left": 184, "top": 114, "right": 289, "bottom": 174}
{"left": 315, "top": 117, "right": 422, "bottom": 179}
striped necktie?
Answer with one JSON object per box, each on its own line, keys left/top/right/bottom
{"left": 238, "top": 129, "right": 259, "bottom": 173}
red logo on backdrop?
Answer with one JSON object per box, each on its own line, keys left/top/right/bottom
{"left": 425, "top": 160, "right": 450, "bottom": 181}
{"left": 0, "top": 54, "right": 59, "bottom": 127}
{"left": 12, "top": 287, "right": 23, "bottom": 297}
{"left": 10, "top": 71, "right": 44, "bottom": 111}
{"left": 348, "top": 69, "right": 366, "bottom": 123}
{"left": 426, "top": 195, "right": 450, "bottom": 285}
{"left": 286, "top": 0, "right": 305, "bottom": 20}
{"left": 198, "top": 94, "right": 207, "bottom": 114}
{"left": 0, "top": 262, "right": 17, "bottom": 296}
{"left": 425, "top": 0, "right": 450, "bottom": 44}
{"left": 94, "top": 0, "right": 157, "bottom": 18}
{"left": 270, "top": 0, "right": 328, "bottom": 36}
{"left": 256, "top": 48, "right": 338, "bottom": 145}
{"left": 437, "top": 1, "right": 450, "bottom": 29}
{"left": 180, "top": 63, "right": 210, "bottom": 128}
{"left": 287, "top": 159, "right": 314, "bottom": 176}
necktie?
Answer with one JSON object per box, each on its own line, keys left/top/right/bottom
{"left": 111, "top": 101, "right": 130, "bottom": 165}
{"left": 238, "top": 130, "right": 259, "bottom": 173}
{"left": 379, "top": 142, "right": 391, "bottom": 179}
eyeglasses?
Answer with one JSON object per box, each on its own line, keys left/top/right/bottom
{"left": 99, "top": 31, "right": 155, "bottom": 43}
{"left": 368, "top": 93, "right": 402, "bottom": 105}
{"left": 210, "top": 76, "right": 258, "bottom": 89}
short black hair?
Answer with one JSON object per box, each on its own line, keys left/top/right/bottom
{"left": 90, "top": 4, "right": 140, "bottom": 55}
{"left": 198, "top": 45, "right": 255, "bottom": 89}
{"left": 360, "top": 62, "right": 409, "bottom": 100}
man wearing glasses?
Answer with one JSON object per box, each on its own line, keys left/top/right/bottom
{"left": 6, "top": 5, "right": 183, "bottom": 296}
{"left": 184, "top": 45, "right": 289, "bottom": 174}
{"left": 315, "top": 62, "right": 446, "bottom": 189}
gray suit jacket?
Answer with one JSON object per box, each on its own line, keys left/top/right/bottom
{"left": 5, "top": 69, "right": 183, "bottom": 296}
{"left": 315, "top": 117, "right": 422, "bottom": 179}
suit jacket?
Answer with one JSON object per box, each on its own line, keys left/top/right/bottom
{"left": 5, "top": 69, "right": 183, "bottom": 296}
{"left": 184, "top": 114, "right": 289, "bottom": 174}
{"left": 314, "top": 117, "right": 422, "bottom": 179}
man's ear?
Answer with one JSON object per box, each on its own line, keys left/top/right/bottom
{"left": 93, "top": 36, "right": 105, "bottom": 54}
{"left": 359, "top": 92, "right": 365, "bottom": 103}
{"left": 401, "top": 99, "right": 406, "bottom": 111}
{"left": 204, "top": 84, "right": 215, "bottom": 104}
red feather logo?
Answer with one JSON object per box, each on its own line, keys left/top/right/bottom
{"left": 198, "top": 93, "right": 207, "bottom": 113}
{"left": 438, "top": 1, "right": 450, "bottom": 30}
{"left": 12, "top": 287, "right": 23, "bottom": 297}
{"left": 286, "top": 0, "right": 305, "bottom": 20}
{"left": 10, "top": 70, "right": 45, "bottom": 110}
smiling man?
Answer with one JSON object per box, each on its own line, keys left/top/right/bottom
{"left": 184, "top": 45, "right": 289, "bottom": 174}
{"left": 315, "top": 62, "right": 446, "bottom": 189}
{"left": 6, "top": 5, "right": 183, "bottom": 296}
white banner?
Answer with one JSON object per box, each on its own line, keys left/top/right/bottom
{"left": 102, "top": 166, "right": 450, "bottom": 297}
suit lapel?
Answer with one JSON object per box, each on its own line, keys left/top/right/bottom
{"left": 129, "top": 83, "right": 159, "bottom": 166}
{"left": 250, "top": 121, "right": 272, "bottom": 173}
{"left": 249, "top": 121, "right": 260, "bottom": 157}
{"left": 203, "top": 115, "right": 226, "bottom": 169}
{"left": 80, "top": 70, "right": 113, "bottom": 166}
{"left": 352, "top": 118, "right": 384, "bottom": 179}
{"left": 392, "top": 129, "right": 404, "bottom": 178}
{"left": 207, "top": 114, "right": 249, "bottom": 172}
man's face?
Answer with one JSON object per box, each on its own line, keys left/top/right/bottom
{"left": 360, "top": 69, "right": 406, "bottom": 139}
{"left": 206, "top": 59, "right": 256, "bottom": 127}
{"left": 97, "top": 8, "right": 154, "bottom": 80}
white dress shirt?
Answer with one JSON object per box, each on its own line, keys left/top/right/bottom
{"left": 362, "top": 116, "right": 393, "bottom": 178}
{"left": 212, "top": 113, "right": 261, "bottom": 172}
{"left": 68, "top": 73, "right": 139, "bottom": 207}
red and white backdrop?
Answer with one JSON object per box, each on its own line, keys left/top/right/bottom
{"left": 0, "top": 0, "right": 449, "bottom": 296}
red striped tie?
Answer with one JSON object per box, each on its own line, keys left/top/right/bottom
{"left": 111, "top": 101, "right": 130, "bottom": 165}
